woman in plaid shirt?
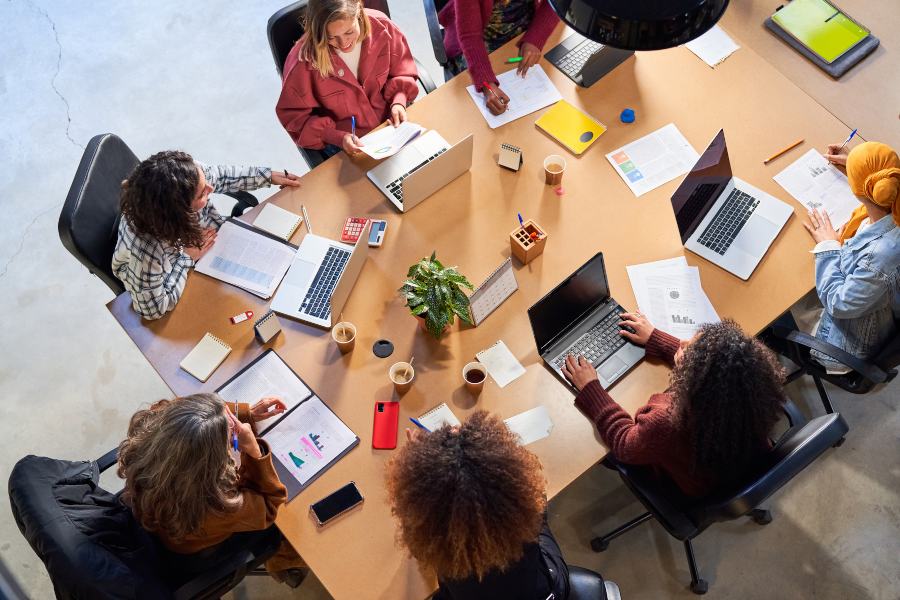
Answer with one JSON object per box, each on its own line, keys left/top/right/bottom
{"left": 112, "top": 151, "right": 300, "bottom": 320}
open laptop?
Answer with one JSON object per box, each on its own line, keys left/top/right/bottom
{"left": 528, "top": 253, "right": 645, "bottom": 390}
{"left": 270, "top": 221, "right": 370, "bottom": 328}
{"left": 671, "top": 129, "right": 793, "bottom": 281}
{"left": 367, "top": 131, "right": 473, "bottom": 212}
{"left": 545, "top": 32, "right": 634, "bottom": 88}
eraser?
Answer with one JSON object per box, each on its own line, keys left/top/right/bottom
{"left": 231, "top": 311, "right": 253, "bottom": 324}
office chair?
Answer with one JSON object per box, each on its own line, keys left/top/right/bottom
{"left": 587, "top": 401, "right": 848, "bottom": 595}
{"left": 8, "top": 449, "right": 283, "bottom": 600}
{"left": 266, "top": 0, "right": 438, "bottom": 171}
{"left": 59, "top": 134, "right": 260, "bottom": 297}
{"left": 421, "top": 0, "right": 454, "bottom": 81}
{"left": 567, "top": 565, "right": 622, "bottom": 600}
{"left": 760, "top": 324, "right": 900, "bottom": 415}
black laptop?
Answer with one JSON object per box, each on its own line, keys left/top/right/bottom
{"left": 545, "top": 32, "right": 634, "bottom": 88}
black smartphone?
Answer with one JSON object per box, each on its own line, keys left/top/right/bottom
{"left": 309, "top": 482, "right": 364, "bottom": 526}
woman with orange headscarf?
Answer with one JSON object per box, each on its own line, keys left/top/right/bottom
{"left": 800, "top": 141, "right": 900, "bottom": 372}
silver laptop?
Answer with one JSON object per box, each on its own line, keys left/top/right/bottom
{"left": 528, "top": 253, "right": 645, "bottom": 390}
{"left": 367, "top": 130, "right": 473, "bottom": 212}
{"left": 671, "top": 129, "right": 793, "bottom": 280}
{"left": 270, "top": 221, "right": 370, "bottom": 328}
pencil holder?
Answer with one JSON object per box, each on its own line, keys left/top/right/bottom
{"left": 510, "top": 220, "right": 547, "bottom": 265}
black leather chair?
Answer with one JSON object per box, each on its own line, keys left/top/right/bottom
{"left": 59, "top": 134, "right": 260, "bottom": 297}
{"left": 8, "top": 449, "right": 282, "bottom": 600}
{"left": 568, "top": 565, "right": 621, "bottom": 600}
{"left": 421, "top": 0, "right": 454, "bottom": 81}
{"left": 588, "top": 401, "right": 849, "bottom": 595}
{"left": 267, "top": 0, "right": 438, "bottom": 170}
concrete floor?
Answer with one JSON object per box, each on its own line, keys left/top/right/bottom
{"left": 1, "top": 1, "right": 898, "bottom": 599}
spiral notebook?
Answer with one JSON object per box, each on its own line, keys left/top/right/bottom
{"left": 499, "top": 143, "right": 523, "bottom": 171}
{"left": 254, "top": 310, "right": 282, "bottom": 344}
{"left": 417, "top": 403, "right": 461, "bottom": 431}
{"left": 180, "top": 333, "right": 232, "bottom": 382}
{"left": 252, "top": 203, "right": 304, "bottom": 241}
{"left": 476, "top": 340, "right": 526, "bottom": 388}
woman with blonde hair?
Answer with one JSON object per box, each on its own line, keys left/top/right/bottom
{"left": 117, "top": 393, "right": 307, "bottom": 586}
{"left": 276, "top": 0, "right": 419, "bottom": 156}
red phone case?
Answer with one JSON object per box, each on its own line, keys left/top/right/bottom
{"left": 372, "top": 401, "right": 399, "bottom": 449}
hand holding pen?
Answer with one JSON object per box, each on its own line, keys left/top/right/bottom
{"left": 225, "top": 403, "right": 262, "bottom": 458}
{"left": 823, "top": 128, "right": 857, "bottom": 167}
{"left": 483, "top": 82, "right": 510, "bottom": 116}
{"left": 342, "top": 116, "right": 365, "bottom": 155}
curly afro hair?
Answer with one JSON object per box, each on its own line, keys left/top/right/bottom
{"left": 669, "top": 319, "right": 786, "bottom": 482}
{"left": 384, "top": 410, "right": 547, "bottom": 581}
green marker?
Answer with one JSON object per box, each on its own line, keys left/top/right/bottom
{"left": 507, "top": 57, "right": 523, "bottom": 63}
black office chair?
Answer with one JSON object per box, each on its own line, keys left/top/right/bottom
{"left": 568, "top": 565, "right": 622, "bottom": 600}
{"left": 267, "top": 0, "right": 438, "bottom": 170}
{"left": 8, "top": 449, "right": 282, "bottom": 600}
{"left": 421, "top": 0, "right": 454, "bottom": 81}
{"left": 587, "top": 401, "right": 849, "bottom": 595}
{"left": 760, "top": 324, "right": 900, "bottom": 415}
{"left": 59, "top": 134, "right": 260, "bottom": 297}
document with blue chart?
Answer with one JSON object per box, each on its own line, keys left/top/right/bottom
{"left": 194, "top": 218, "right": 299, "bottom": 299}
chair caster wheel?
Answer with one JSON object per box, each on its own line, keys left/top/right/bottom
{"left": 690, "top": 579, "right": 709, "bottom": 595}
{"left": 590, "top": 537, "right": 609, "bottom": 552}
{"left": 752, "top": 510, "right": 773, "bottom": 525}
{"left": 833, "top": 436, "right": 846, "bottom": 448}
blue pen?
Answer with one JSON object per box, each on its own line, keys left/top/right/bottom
{"left": 351, "top": 116, "right": 356, "bottom": 143}
{"left": 835, "top": 128, "right": 857, "bottom": 155}
{"left": 518, "top": 213, "right": 525, "bottom": 229}
{"left": 409, "top": 417, "right": 431, "bottom": 433}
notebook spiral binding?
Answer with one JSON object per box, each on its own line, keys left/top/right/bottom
{"left": 209, "top": 334, "right": 230, "bottom": 348}
{"left": 254, "top": 310, "right": 276, "bottom": 329}
{"left": 501, "top": 143, "right": 522, "bottom": 153}
{"left": 420, "top": 404, "right": 446, "bottom": 418}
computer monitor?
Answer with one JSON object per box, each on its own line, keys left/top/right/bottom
{"left": 670, "top": 129, "right": 733, "bottom": 243}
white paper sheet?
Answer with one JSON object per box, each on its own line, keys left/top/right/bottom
{"left": 627, "top": 260, "right": 720, "bottom": 339}
{"left": 606, "top": 124, "right": 701, "bottom": 197}
{"left": 216, "top": 351, "right": 312, "bottom": 435}
{"left": 263, "top": 396, "right": 357, "bottom": 486}
{"left": 194, "top": 221, "right": 296, "bottom": 298}
{"left": 773, "top": 148, "right": 862, "bottom": 228}
{"left": 466, "top": 66, "right": 562, "bottom": 129}
{"left": 476, "top": 340, "right": 526, "bottom": 388}
{"left": 358, "top": 121, "right": 426, "bottom": 159}
{"left": 626, "top": 257, "right": 719, "bottom": 326}
{"left": 504, "top": 406, "right": 553, "bottom": 446}
{"left": 685, "top": 25, "right": 740, "bottom": 67}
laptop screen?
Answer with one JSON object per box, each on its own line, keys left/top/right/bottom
{"left": 528, "top": 253, "right": 610, "bottom": 355}
{"left": 670, "top": 129, "right": 732, "bottom": 243}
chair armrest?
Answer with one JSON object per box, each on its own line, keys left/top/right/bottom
{"left": 173, "top": 549, "right": 255, "bottom": 600}
{"left": 781, "top": 399, "right": 807, "bottom": 428}
{"left": 222, "top": 190, "right": 259, "bottom": 218}
{"left": 772, "top": 326, "right": 888, "bottom": 383}
{"left": 95, "top": 448, "right": 119, "bottom": 473}
{"left": 414, "top": 57, "right": 437, "bottom": 94}
{"left": 422, "top": 0, "right": 448, "bottom": 65}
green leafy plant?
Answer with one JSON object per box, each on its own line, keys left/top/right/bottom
{"left": 398, "top": 251, "right": 474, "bottom": 340}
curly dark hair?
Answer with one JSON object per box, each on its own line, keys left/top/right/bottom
{"left": 669, "top": 319, "right": 786, "bottom": 481}
{"left": 384, "top": 410, "right": 547, "bottom": 581}
{"left": 120, "top": 150, "right": 205, "bottom": 249}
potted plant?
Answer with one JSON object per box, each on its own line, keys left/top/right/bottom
{"left": 398, "top": 252, "right": 474, "bottom": 340}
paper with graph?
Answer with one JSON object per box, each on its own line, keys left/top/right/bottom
{"left": 606, "top": 124, "right": 700, "bottom": 197}
{"left": 466, "top": 65, "right": 562, "bottom": 129}
{"left": 773, "top": 148, "right": 862, "bottom": 228}
{"left": 358, "top": 121, "right": 426, "bottom": 159}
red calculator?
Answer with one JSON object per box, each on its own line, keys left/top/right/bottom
{"left": 341, "top": 218, "right": 370, "bottom": 243}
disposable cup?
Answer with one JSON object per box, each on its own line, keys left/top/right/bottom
{"left": 544, "top": 155, "right": 566, "bottom": 186}
{"left": 390, "top": 362, "right": 415, "bottom": 394}
{"left": 462, "top": 362, "right": 487, "bottom": 394}
{"left": 332, "top": 322, "right": 356, "bottom": 353}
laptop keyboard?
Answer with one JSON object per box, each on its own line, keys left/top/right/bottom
{"left": 676, "top": 183, "right": 719, "bottom": 235}
{"left": 551, "top": 307, "right": 631, "bottom": 370}
{"left": 385, "top": 148, "right": 448, "bottom": 203}
{"left": 697, "top": 188, "right": 759, "bottom": 255}
{"left": 299, "top": 247, "right": 351, "bottom": 319}
{"left": 554, "top": 39, "right": 603, "bottom": 78}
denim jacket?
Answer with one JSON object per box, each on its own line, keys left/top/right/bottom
{"left": 813, "top": 214, "right": 900, "bottom": 367}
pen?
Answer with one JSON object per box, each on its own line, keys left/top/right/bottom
{"left": 507, "top": 57, "right": 523, "bottom": 63}
{"left": 483, "top": 82, "right": 505, "bottom": 104}
{"left": 351, "top": 116, "right": 356, "bottom": 143}
{"left": 518, "top": 213, "right": 525, "bottom": 229}
{"left": 229, "top": 406, "right": 238, "bottom": 451}
{"left": 763, "top": 139, "right": 804, "bottom": 164}
{"left": 834, "top": 128, "right": 858, "bottom": 155}
{"left": 825, "top": 10, "right": 840, "bottom": 22}
{"left": 301, "top": 204, "right": 312, "bottom": 234}
{"left": 409, "top": 417, "right": 431, "bottom": 433}
{"left": 284, "top": 169, "right": 289, "bottom": 178}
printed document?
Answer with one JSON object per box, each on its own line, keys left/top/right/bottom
{"left": 358, "top": 121, "right": 426, "bottom": 159}
{"left": 773, "top": 148, "right": 862, "bottom": 228}
{"left": 504, "top": 406, "right": 553, "bottom": 446}
{"left": 606, "top": 124, "right": 700, "bottom": 197}
{"left": 466, "top": 66, "right": 562, "bottom": 129}
{"left": 685, "top": 25, "right": 740, "bottom": 67}
{"left": 194, "top": 220, "right": 296, "bottom": 298}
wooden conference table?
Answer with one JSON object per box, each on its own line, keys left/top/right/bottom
{"left": 109, "top": 23, "right": 853, "bottom": 600}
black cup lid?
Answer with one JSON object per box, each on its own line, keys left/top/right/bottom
{"left": 373, "top": 339, "right": 394, "bottom": 358}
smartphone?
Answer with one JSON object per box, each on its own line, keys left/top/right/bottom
{"left": 372, "top": 401, "right": 399, "bottom": 449}
{"left": 310, "top": 482, "right": 364, "bottom": 527}
{"left": 367, "top": 220, "right": 387, "bottom": 247}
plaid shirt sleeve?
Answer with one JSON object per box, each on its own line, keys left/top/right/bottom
{"left": 200, "top": 163, "right": 272, "bottom": 194}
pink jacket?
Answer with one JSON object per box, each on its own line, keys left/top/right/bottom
{"left": 276, "top": 10, "right": 419, "bottom": 150}
{"left": 438, "top": 0, "right": 559, "bottom": 93}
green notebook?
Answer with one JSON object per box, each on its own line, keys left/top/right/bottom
{"left": 772, "top": 0, "right": 869, "bottom": 64}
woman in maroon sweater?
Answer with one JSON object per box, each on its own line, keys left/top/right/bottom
{"left": 562, "top": 313, "right": 786, "bottom": 499}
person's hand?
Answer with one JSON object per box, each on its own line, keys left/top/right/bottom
{"left": 388, "top": 104, "right": 407, "bottom": 127}
{"left": 823, "top": 144, "right": 849, "bottom": 166}
{"left": 405, "top": 427, "right": 421, "bottom": 442}
{"left": 561, "top": 354, "right": 598, "bottom": 391}
{"left": 485, "top": 86, "right": 510, "bottom": 116}
{"left": 803, "top": 208, "right": 844, "bottom": 244}
{"left": 271, "top": 171, "right": 301, "bottom": 190}
{"left": 226, "top": 405, "right": 261, "bottom": 458}
{"left": 517, "top": 42, "right": 541, "bottom": 77}
{"left": 183, "top": 226, "right": 217, "bottom": 262}
{"left": 342, "top": 133, "right": 365, "bottom": 155}
{"left": 250, "top": 397, "right": 287, "bottom": 423}
{"left": 618, "top": 311, "right": 653, "bottom": 345}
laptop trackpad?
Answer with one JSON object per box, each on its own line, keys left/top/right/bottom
{"left": 283, "top": 259, "right": 316, "bottom": 288}
{"left": 732, "top": 216, "right": 779, "bottom": 258}
{"left": 598, "top": 356, "right": 627, "bottom": 381}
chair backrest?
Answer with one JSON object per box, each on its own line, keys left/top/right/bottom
{"left": 59, "top": 134, "right": 137, "bottom": 297}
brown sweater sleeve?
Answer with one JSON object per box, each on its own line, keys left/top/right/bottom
{"left": 225, "top": 439, "right": 288, "bottom": 533}
{"left": 231, "top": 401, "right": 259, "bottom": 437}
{"left": 645, "top": 329, "right": 681, "bottom": 366}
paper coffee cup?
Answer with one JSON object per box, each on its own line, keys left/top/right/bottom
{"left": 544, "top": 155, "right": 566, "bottom": 186}
{"left": 463, "top": 362, "right": 487, "bottom": 394}
{"left": 390, "top": 362, "right": 415, "bottom": 394}
{"left": 332, "top": 322, "right": 356, "bottom": 353}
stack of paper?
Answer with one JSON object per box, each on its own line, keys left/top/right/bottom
{"left": 773, "top": 148, "right": 862, "bottom": 228}
{"left": 685, "top": 25, "right": 740, "bottom": 67}
{"left": 626, "top": 257, "right": 720, "bottom": 340}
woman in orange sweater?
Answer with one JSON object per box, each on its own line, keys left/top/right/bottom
{"left": 562, "top": 314, "right": 786, "bottom": 499}
{"left": 117, "top": 393, "right": 306, "bottom": 586}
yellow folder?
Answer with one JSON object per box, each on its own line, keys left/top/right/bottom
{"left": 535, "top": 100, "right": 606, "bottom": 155}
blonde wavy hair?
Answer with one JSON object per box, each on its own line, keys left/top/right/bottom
{"left": 299, "top": 0, "right": 371, "bottom": 78}
{"left": 117, "top": 393, "right": 242, "bottom": 542}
